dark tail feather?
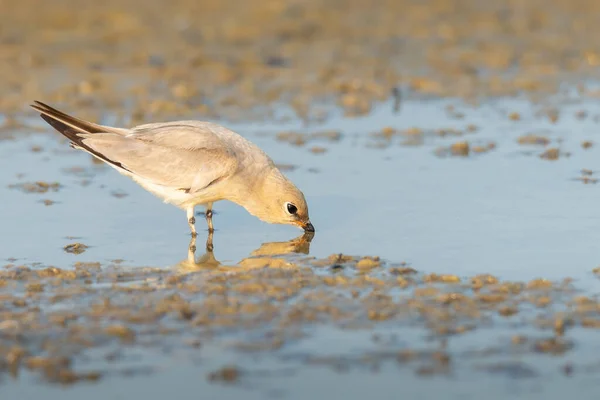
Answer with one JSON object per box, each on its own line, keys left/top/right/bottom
{"left": 31, "top": 101, "right": 130, "bottom": 172}
{"left": 30, "top": 100, "right": 105, "bottom": 134}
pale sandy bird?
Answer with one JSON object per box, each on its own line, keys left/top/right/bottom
{"left": 30, "top": 101, "right": 314, "bottom": 235}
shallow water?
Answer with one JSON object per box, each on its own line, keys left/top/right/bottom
{"left": 4, "top": 93, "right": 600, "bottom": 398}
{"left": 4, "top": 95, "right": 600, "bottom": 281}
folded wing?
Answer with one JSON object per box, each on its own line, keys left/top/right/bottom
{"left": 31, "top": 101, "right": 238, "bottom": 193}
{"left": 79, "top": 132, "right": 238, "bottom": 192}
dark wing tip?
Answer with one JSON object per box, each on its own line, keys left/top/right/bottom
{"left": 39, "top": 114, "right": 73, "bottom": 137}
{"left": 30, "top": 100, "right": 50, "bottom": 114}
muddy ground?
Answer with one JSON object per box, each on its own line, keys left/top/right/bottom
{"left": 3, "top": 0, "right": 600, "bottom": 399}
{"left": 3, "top": 0, "right": 600, "bottom": 122}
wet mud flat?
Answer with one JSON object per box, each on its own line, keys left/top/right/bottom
{"left": 4, "top": 92, "right": 600, "bottom": 398}
{"left": 4, "top": 0, "right": 600, "bottom": 124}
{"left": 3, "top": 239, "right": 600, "bottom": 395}
{"left": 4, "top": 91, "right": 600, "bottom": 398}
{"left": 4, "top": 0, "right": 600, "bottom": 398}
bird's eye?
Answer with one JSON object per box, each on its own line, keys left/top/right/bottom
{"left": 286, "top": 202, "right": 298, "bottom": 215}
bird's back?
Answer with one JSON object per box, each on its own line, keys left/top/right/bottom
{"left": 131, "top": 120, "right": 274, "bottom": 170}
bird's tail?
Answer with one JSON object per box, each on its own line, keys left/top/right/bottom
{"left": 30, "top": 100, "right": 130, "bottom": 172}
{"left": 30, "top": 100, "right": 106, "bottom": 136}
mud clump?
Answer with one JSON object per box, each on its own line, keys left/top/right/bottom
{"left": 276, "top": 130, "right": 342, "bottom": 147}
{"left": 532, "top": 337, "right": 573, "bottom": 355}
{"left": 276, "top": 131, "right": 307, "bottom": 146}
{"left": 208, "top": 366, "right": 241, "bottom": 383}
{"left": 450, "top": 141, "right": 470, "bottom": 156}
{"left": 471, "top": 143, "right": 496, "bottom": 154}
{"left": 424, "top": 274, "right": 461, "bottom": 284}
{"left": 434, "top": 140, "right": 495, "bottom": 158}
{"left": 105, "top": 325, "right": 136, "bottom": 342}
{"left": 63, "top": 243, "right": 89, "bottom": 254}
{"left": 9, "top": 181, "right": 61, "bottom": 193}
{"left": 356, "top": 257, "right": 381, "bottom": 270}
{"left": 539, "top": 148, "right": 562, "bottom": 160}
{"left": 518, "top": 134, "right": 550, "bottom": 146}
{"left": 309, "top": 146, "right": 327, "bottom": 154}
{"left": 574, "top": 169, "right": 597, "bottom": 184}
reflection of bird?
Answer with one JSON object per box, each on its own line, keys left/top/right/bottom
{"left": 176, "top": 231, "right": 315, "bottom": 271}
{"left": 30, "top": 101, "right": 314, "bottom": 235}
{"left": 248, "top": 232, "right": 313, "bottom": 257}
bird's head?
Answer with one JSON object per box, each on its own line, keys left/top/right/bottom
{"left": 241, "top": 168, "right": 314, "bottom": 232}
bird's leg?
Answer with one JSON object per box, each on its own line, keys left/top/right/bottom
{"left": 206, "top": 229, "right": 214, "bottom": 252}
{"left": 187, "top": 207, "right": 197, "bottom": 237}
{"left": 206, "top": 210, "right": 214, "bottom": 232}
{"left": 187, "top": 235, "right": 197, "bottom": 263}
{"left": 206, "top": 203, "right": 214, "bottom": 233}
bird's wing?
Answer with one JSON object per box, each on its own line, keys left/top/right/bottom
{"left": 80, "top": 124, "right": 239, "bottom": 192}
{"left": 31, "top": 101, "right": 238, "bottom": 192}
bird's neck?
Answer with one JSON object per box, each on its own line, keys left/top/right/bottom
{"left": 227, "top": 166, "right": 270, "bottom": 206}
{"left": 226, "top": 167, "right": 278, "bottom": 222}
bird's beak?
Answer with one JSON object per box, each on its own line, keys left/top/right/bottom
{"left": 302, "top": 220, "right": 315, "bottom": 232}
